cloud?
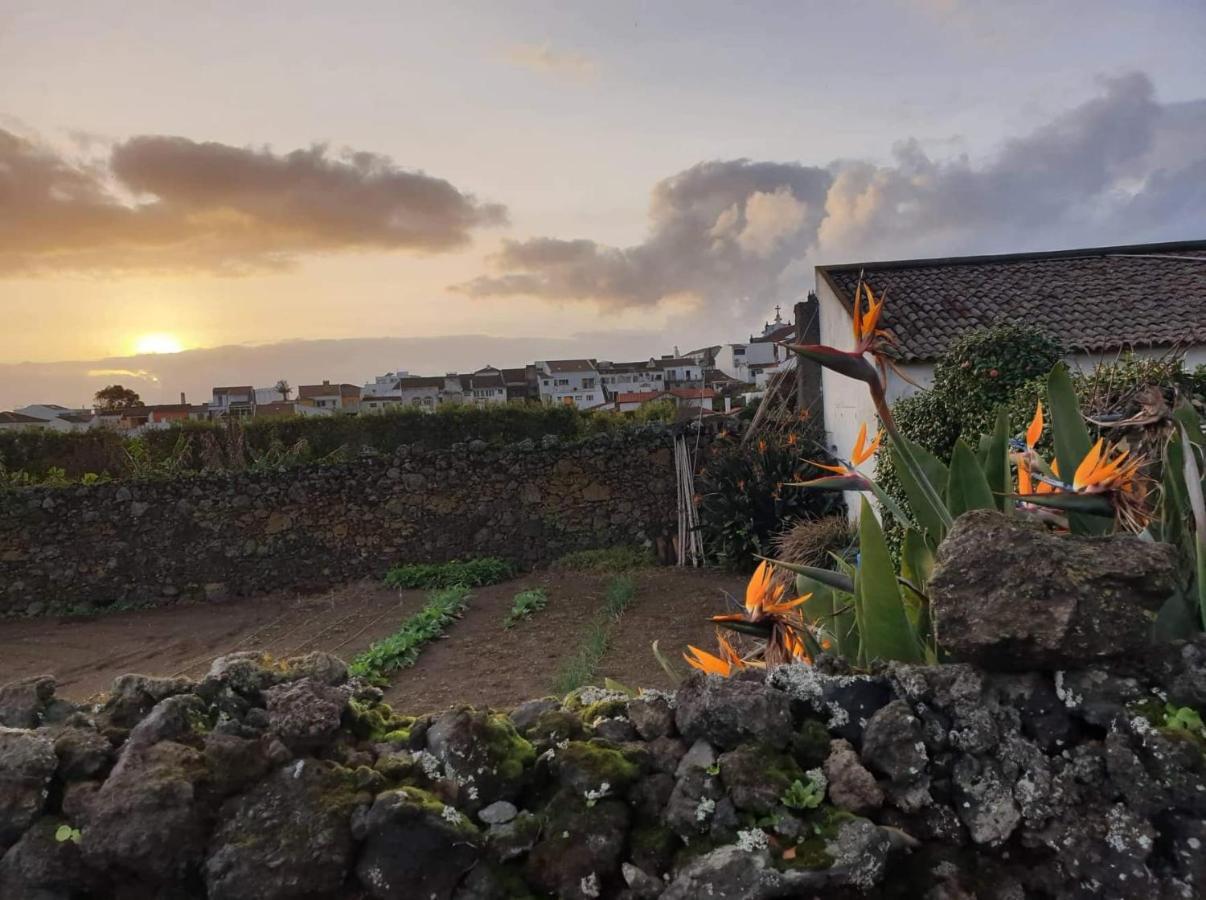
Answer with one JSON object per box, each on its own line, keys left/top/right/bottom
{"left": 458, "top": 160, "right": 831, "bottom": 310}
{"left": 504, "top": 42, "right": 597, "bottom": 80}
{"left": 459, "top": 72, "right": 1206, "bottom": 317}
{"left": 0, "top": 132, "right": 507, "bottom": 276}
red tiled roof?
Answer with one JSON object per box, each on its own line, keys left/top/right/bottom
{"left": 298, "top": 383, "right": 361, "bottom": 399}
{"left": 615, "top": 391, "right": 664, "bottom": 404}
{"left": 543, "top": 359, "right": 597, "bottom": 373}
{"left": 669, "top": 388, "right": 716, "bottom": 400}
{"left": 818, "top": 240, "right": 1206, "bottom": 363}
{"left": 396, "top": 376, "right": 444, "bottom": 389}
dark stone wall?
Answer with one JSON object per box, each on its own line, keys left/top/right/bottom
{"left": 0, "top": 428, "right": 681, "bottom": 616}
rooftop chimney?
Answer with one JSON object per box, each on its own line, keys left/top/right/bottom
{"left": 180, "top": 391, "right": 186, "bottom": 404}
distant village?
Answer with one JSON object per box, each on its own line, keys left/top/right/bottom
{"left": 0, "top": 310, "right": 800, "bottom": 433}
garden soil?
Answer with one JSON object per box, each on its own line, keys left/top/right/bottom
{"left": 0, "top": 568, "right": 749, "bottom": 714}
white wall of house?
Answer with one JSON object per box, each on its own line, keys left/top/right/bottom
{"left": 661, "top": 360, "right": 704, "bottom": 384}
{"left": 536, "top": 363, "right": 602, "bottom": 409}
{"left": 469, "top": 386, "right": 508, "bottom": 407}
{"left": 600, "top": 369, "right": 664, "bottom": 396}
{"left": 715, "top": 342, "right": 777, "bottom": 381}
{"left": 397, "top": 385, "right": 441, "bottom": 410}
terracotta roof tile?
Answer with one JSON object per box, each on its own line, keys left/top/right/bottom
{"left": 818, "top": 240, "right": 1206, "bottom": 362}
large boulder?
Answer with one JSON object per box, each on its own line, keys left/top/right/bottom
{"left": 0, "top": 675, "right": 56, "bottom": 728}
{"left": 0, "top": 728, "right": 57, "bottom": 848}
{"left": 264, "top": 677, "right": 350, "bottom": 752}
{"left": 0, "top": 816, "right": 98, "bottom": 898}
{"left": 930, "top": 510, "right": 1177, "bottom": 669}
{"left": 424, "top": 707, "right": 535, "bottom": 812}
{"left": 354, "top": 788, "right": 481, "bottom": 900}
{"left": 80, "top": 739, "right": 212, "bottom": 884}
{"left": 674, "top": 673, "right": 793, "bottom": 750}
{"left": 205, "top": 760, "right": 359, "bottom": 900}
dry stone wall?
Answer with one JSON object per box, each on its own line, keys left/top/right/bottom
{"left": 0, "top": 428, "right": 681, "bottom": 616}
{"left": 1, "top": 644, "right": 1204, "bottom": 899}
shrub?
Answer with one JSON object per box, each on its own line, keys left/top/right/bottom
{"left": 383, "top": 558, "right": 516, "bottom": 590}
{"left": 0, "top": 403, "right": 645, "bottom": 482}
{"left": 695, "top": 425, "right": 845, "bottom": 570}
{"left": 772, "top": 515, "right": 855, "bottom": 569}
{"left": 551, "top": 546, "right": 655, "bottom": 573}
{"left": 348, "top": 585, "right": 471, "bottom": 682}
{"left": 551, "top": 574, "right": 638, "bottom": 695}
{"left": 503, "top": 588, "right": 549, "bottom": 628}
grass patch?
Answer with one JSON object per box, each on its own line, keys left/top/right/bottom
{"left": 383, "top": 557, "right": 516, "bottom": 590}
{"left": 503, "top": 588, "right": 549, "bottom": 629}
{"left": 552, "top": 575, "right": 638, "bottom": 695}
{"left": 349, "top": 585, "right": 471, "bottom": 683}
{"left": 551, "top": 546, "right": 655, "bottom": 573}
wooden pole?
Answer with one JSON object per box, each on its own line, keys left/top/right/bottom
{"left": 794, "top": 300, "right": 808, "bottom": 415}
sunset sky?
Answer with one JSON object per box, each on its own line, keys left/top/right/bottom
{"left": 2, "top": 0, "right": 1204, "bottom": 408}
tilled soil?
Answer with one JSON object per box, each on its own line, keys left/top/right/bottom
{"left": 0, "top": 568, "right": 749, "bottom": 713}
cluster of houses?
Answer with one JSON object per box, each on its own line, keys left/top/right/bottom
{"left": 10, "top": 239, "right": 1199, "bottom": 443}
{"left": 0, "top": 312, "right": 800, "bottom": 434}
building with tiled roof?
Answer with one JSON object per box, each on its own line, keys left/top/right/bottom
{"left": 297, "top": 381, "right": 362, "bottom": 413}
{"left": 814, "top": 239, "right": 1206, "bottom": 485}
{"left": 0, "top": 411, "right": 51, "bottom": 430}
{"left": 535, "top": 360, "right": 603, "bottom": 409}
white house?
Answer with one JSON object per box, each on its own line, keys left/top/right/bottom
{"left": 393, "top": 375, "right": 445, "bottom": 411}
{"left": 364, "top": 371, "right": 409, "bottom": 397}
{"left": 596, "top": 361, "right": 666, "bottom": 398}
{"left": 298, "top": 381, "right": 362, "bottom": 413}
{"left": 708, "top": 311, "right": 795, "bottom": 383}
{"left": 210, "top": 386, "right": 256, "bottom": 417}
{"left": 814, "top": 239, "right": 1206, "bottom": 512}
{"left": 535, "top": 360, "right": 604, "bottom": 409}
{"left": 0, "top": 411, "right": 54, "bottom": 431}
{"left": 13, "top": 404, "right": 93, "bottom": 432}
{"left": 463, "top": 367, "right": 509, "bottom": 408}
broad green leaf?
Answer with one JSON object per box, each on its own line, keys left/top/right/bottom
{"left": 906, "top": 438, "right": 950, "bottom": 496}
{"left": 891, "top": 444, "right": 948, "bottom": 543}
{"left": 1173, "top": 400, "right": 1204, "bottom": 447}
{"left": 983, "top": 407, "right": 1012, "bottom": 512}
{"left": 855, "top": 497, "right": 923, "bottom": 662}
{"left": 1002, "top": 491, "right": 1114, "bottom": 516}
{"left": 1179, "top": 426, "right": 1206, "bottom": 629}
{"left": 1047, "top": 363, "right": 1108, "bottom": 535}
{"left": 1153, "top": 588, "right": 1198, "bottom": 642}
{"left": 946, "top": 439, "right": 996, "bottom": 518}
{"left": 900, "top": 528, "right": 936, "bottom": 663}
{"left": 1160, "top": 435, "right": 1189, "bottom": 549}
{"left": 796, "top": 574, "right": 857, "bottom": 662}
{"left": 762, "top": 556, "right": 854, "bottom": 593}
{"left": 866, "top": 478, "right": 916, "bottom": 530}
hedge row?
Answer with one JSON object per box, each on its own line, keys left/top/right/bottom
{"left": 0, "top": 403, "right": 666, "bottom": 480}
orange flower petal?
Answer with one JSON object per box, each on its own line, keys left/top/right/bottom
{"left": 1073, "top": 439, "right": 1104, "bottom": 491}
{"left": 1026, "top": 401, "right": 1044, "bottom": 449}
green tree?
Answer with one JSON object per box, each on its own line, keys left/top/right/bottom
{"left": 93, "top": 384, "right": 142, "bottom": 410}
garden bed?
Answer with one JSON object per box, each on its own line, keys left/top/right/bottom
{"left": 0, "top": 569, "right": 748, "bottom": 710}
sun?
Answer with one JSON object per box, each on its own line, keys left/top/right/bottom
{"left": 133, "top": 333, "right": 185, "bottom": 355}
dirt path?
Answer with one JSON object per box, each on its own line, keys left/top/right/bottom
{"left": 0, "top": 568, "right": 749, "bottom": 711}
{"left": 0, "top": 580, "right": 420, "bottom": 700}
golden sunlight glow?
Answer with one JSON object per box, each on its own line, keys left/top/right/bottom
{"left": 132, "top": 333, "right": 185, "bottom": 355}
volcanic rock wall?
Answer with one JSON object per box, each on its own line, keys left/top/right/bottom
{"left": 1, "top": 642, "right": 1204, "bottom": 899}
{"left": 0, "top": 428, "right": 680, "bottom": 616}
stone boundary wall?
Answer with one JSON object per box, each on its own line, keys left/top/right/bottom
{"left": 0, "top": 428, "right": 682, "bottom": 616}
{"left": 1, "top": 644, "right": 1203, "bottom": 898}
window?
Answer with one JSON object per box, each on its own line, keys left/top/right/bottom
{"left": 555, "top": 378, "right": 569, "bottom": 386}
{"left": 583, "top": 378, "right": 596, "bottom": 389}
